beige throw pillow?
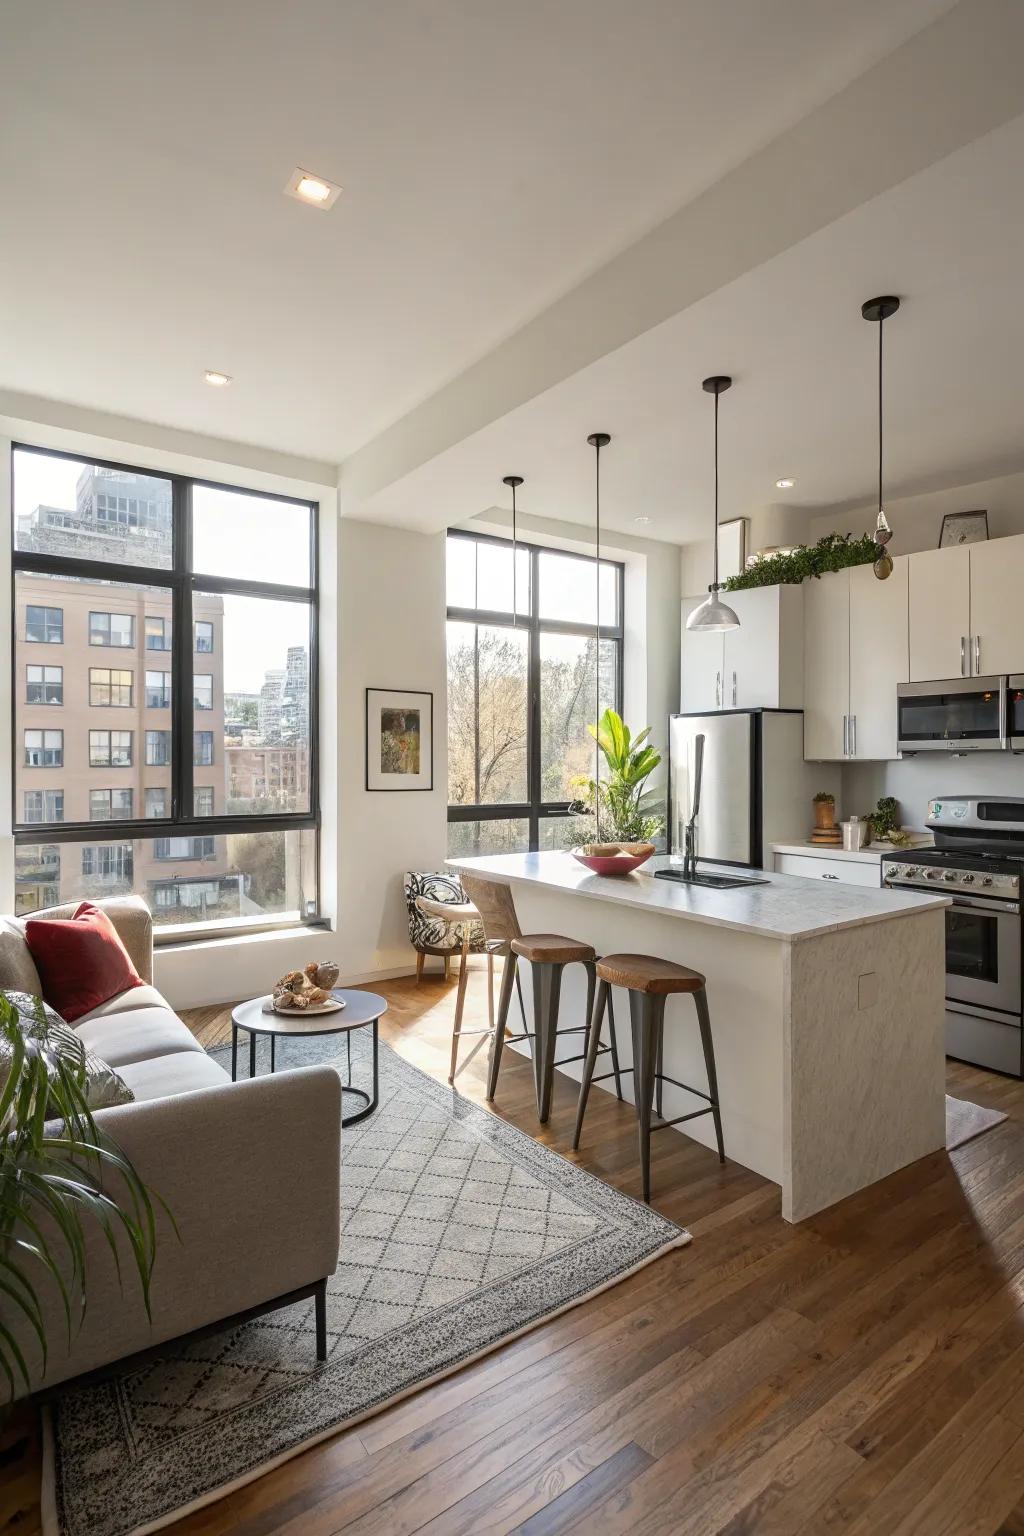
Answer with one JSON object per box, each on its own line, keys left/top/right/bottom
{"left": 1, "top": 991, "right": 134, "bottom": 1111}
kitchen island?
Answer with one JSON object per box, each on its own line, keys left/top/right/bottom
{"left": 448, "top": 851, "right": 950, "bottom": 1221}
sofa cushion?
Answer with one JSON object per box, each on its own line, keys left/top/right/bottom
{"left": 74, "top": 984, "right": 174, "bottom": 1025}
{"left": 3, "top": 991, "right": 134, "bottom": 1110}
{"left": 0, "top": 918, "right": 42, "bottom": 997}
{"left": 74, "top": 1007, "right": 205, "bottom": 1070}
{"left": 118, "top": 1051, "right": 230, "bottom": 1103}
{"left": 25, "top": 902, "right": 143, "bottom": 1024}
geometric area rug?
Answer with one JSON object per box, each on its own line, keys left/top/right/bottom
{"left": 44, "top": 1030, "right": 690, "bottom": 1536}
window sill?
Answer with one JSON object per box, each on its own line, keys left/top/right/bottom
{"left": 155, "top": 915, "right": 330, "bottom": 950}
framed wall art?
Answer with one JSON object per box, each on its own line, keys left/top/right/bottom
{"left": 939, "top": 510, "right": 989, "bottom": 549}
{"left": 365, "top": 688, "right": 434, "bottom": 791}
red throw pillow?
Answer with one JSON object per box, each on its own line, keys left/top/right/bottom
{"left": 25, "top": 902, "right": 144, "bottom": 1024}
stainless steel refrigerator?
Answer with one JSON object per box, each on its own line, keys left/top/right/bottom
{"left": 668, "top": 709, "right": 838, "bottom": 868}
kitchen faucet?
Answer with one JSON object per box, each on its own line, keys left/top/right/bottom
{"left": 682, "top": 733, "right": 705, "bottom": 880}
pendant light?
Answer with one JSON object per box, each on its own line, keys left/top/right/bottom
{"left": 686, "top": 375, "right": 740, "bottom": 632}
{"left": 861, "top": 295, "right": 900, "bottom": 581}
{"left": 502, "top": 474, "right": 523, "bottom": 621}
{"left": 587, "top": 432, "right": 610, "bottom": 841}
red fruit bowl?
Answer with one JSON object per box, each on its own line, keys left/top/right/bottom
{"left": 570, "top": 843, "right": 655, "bottom": 877}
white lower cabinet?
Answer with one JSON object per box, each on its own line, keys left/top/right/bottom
{"left": 773, "top": 853, "right": 881, "bottom": 888}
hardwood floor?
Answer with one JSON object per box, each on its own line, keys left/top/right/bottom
{"left": 7, "top": 959, "right": 1024, "bottom": 1534}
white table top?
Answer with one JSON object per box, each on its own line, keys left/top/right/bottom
{"left": 770, "top": 838, "right": 933, "bottom": 865}
{"left": 448, "top": 851, "right": 949, "bottom": 943}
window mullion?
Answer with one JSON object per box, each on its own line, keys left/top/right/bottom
{"left": 170, "top": 480, "right": 193, "bottom": 823}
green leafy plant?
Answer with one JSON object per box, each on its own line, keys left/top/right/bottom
{"left": 0, "top": 995, "right": 161, "bottom": 1399}
{"left": 813, "top": 791, "right": 835, "bottom": 805}
{"left": 569, "top": 709, "right": 663, "bottom": 844}
{"left": 870, "top": 795, "right": 901, "bottom": 843}
{"left": 723, "top": 533, "right": 877, "bottom": 592}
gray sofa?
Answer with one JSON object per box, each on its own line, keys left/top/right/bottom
{"left": 0, "top": 895, "right": 342, "bottom": 1397}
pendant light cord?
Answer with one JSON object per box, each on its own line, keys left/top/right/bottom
{"left": 511, "top": 480, "right": 517, "bottom": 620}
{"left": 877, "top": 313, "right": 884, "bottom": 519}
{"left": 712, "top": 389, "right": 720, "bottom": 590}
{"left": 594, "top": 440, "right": 601, "bottom": 839}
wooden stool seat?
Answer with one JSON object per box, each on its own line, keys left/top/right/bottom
{"left": 511, "top": 934, "right": 597, "bottom": 966}
{"left": 597, "top": 953, "right": 705, "bottom": 995}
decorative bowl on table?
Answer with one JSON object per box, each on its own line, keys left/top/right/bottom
{"left": 570, "top": 842, "right": 656, "bottom": 876}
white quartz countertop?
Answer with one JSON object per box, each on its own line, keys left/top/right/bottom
{"left": 769, "top": 842, "right": 918, "bottom": 864}
{"left": 448, "top": 851, "right": 950, "bottom": 942}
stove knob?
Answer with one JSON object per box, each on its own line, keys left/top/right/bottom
{"left": 904, "top": 866, "right": 920, "bottom": 878}
{"left": 925, "top": 869, "right": 942, "bottom": 880}
{"left": 961, "top": 873, "right": 975, "bottom": 884}
{"left": 942, "top": 870, "right": 957, "bottom": 882}
{"left": 980, "top": 876, "right": 994, "bottom": 887}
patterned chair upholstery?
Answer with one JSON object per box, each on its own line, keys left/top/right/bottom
{"left": 404, "top": 871, "right": 486, "bottom": 955}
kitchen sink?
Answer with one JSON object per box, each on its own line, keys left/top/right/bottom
{"left": 654, "top": 869, "right": 770, "bottom": 890}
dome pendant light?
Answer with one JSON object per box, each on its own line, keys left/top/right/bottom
{"left": 502, "top": 474, "right": 524, "bottom": 622}
{"left": 587, "top": 432, "right": 610, "bottom": 841}
{"left": 861, "top": 295, "right": 900, "bottom": 581}
{"left": 686, "top": 375, "right": 740, "bottom": 632}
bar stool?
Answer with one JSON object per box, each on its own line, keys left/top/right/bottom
{"left": 460, "top": 874, "right": 622, "bottom": 1122}
{"left": 415, "top": 894, "right": 493, "bottom": 1083}
{"left": 573, "top": 953, "right": 724, "bottom": 1203}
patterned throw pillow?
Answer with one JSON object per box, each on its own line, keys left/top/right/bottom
{"left": 1, "top": 992, "right": 134, "bottom": 1111}
{"left": 403, "top": 872, "right": 485, "bottom": 952}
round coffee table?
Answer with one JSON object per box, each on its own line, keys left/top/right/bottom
{"left": 230, "top": 989, "right": 387, "bottom": 1126}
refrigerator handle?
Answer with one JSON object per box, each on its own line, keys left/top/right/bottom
{"left": 715, "top": 670, "right": 721, "bottom": 708}
{"left": 731, "top": 671, "right": 737, "bottom": 706}
{"left": 843, "top": 714, "right": 849, "bottom": 756}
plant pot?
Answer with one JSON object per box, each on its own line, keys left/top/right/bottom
{"left": 813, "top": 801, "right": 836, "bottom": 830}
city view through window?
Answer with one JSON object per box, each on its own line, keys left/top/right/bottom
{"left": 12, "top": 449, "right": 318, "bottom": 928}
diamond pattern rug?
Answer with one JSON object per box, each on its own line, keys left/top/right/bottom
{"left": 45, "top": 1029, "right": 689, "bottom": 1536}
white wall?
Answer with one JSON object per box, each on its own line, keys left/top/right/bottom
{"left": 806, "top": 468, "right": 1024, "bottom": 557}
{"left": 336, "top": 518, "right": 448, "bottom": 975}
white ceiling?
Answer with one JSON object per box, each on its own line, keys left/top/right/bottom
{"left": 363, "top": 109, "right": 1024, "bottom": 543}
{"left": 0, "top": 0, "right": 952, "bottom": 464}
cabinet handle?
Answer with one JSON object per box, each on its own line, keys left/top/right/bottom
{"left": 822, "top": 873, "right": 840, "bottom": 881}
{"left": 843, "top": 714, "right": 849, "bottom": 756}
{"left": 715, "top": 670, "right": 721, "bottom": 708}
{"left": 974, "top": 635, "right": 981, "bottom": 675}
{"left": 731, "top": 671, "right": 737, "bottom": 706}
{"left": 851, "top": 714, "right": 857, "bottom": 756}
{"left": 961, "top": 635, "right": 967, "bottom": 677}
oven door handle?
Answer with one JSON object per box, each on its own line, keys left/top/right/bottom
{"left": 948, "top": 895, "right": 1020, "bottom": 916}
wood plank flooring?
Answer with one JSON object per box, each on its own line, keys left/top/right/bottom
{"left": 6, "top": 959, "right": 1024, "bottom": 1534}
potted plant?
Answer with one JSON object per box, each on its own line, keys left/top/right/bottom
{"left": 813, "top": 791, "right": 836, "bottom": 830}
{"left": 0, "top": 994, "right": 161, "bottom": 1398}
{"left": 869, "top": 795, "right": 907, "bottom": 845}
{"left": 569, "top": 709, "right": 663, "bottom": 845}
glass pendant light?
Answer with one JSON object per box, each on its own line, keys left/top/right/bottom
{"left": 587, "top": 432, "right": 610, "bottom": 840}
{"left": 502, "top": 474, "right": 523, "bottom": 621}
{"left": 861, "top": 295, "right": 900, "bottom": 581}
{"left": 686, "top": 375, "right": 740, "bottom": 632}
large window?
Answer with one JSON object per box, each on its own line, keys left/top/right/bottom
{"left": 446, "top": 532, "right": 623, "bottom": 854}
{"left": 12, "top": 446, "right": 319, "bottom": 933}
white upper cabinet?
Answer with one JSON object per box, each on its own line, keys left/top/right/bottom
{"left": 680, "top": 584, "right": 803, "bottom": 714}
{"left": 803, "top": 570, "right": 850, "bottom": 760}
{"left": 969, "top": 533, "right": 1024, "bottom": 676}
{"left": 680, "top": 598, "right": 726, "bottom": 712}
{"left": 849, "top": 557, "right": 909, "bottom": 760}
{"left": 803, "top": 560, "right": 908, "bottom": 761}
{"left": 909, "top": 546, "right": 971, "bottom": 682}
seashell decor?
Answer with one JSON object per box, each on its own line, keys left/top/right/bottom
{"left": 272, "top": 961, "right": 340, "bottom": 1010}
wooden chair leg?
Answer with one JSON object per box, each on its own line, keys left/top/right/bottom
{"left": 415, "top": 951, "right": 425, "bottom": 983}
{"left": 448, "top": 940, "right": 470, "bottom": 1083}
{"left": 444, "top": 953, "right": 451, "bottom": 983}
{"left": 487, "top": 950, "right": 495, "bottom": 1032}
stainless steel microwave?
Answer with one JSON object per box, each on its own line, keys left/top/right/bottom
{"left": 896, "top": 676, "right": 1007, "bottom": 753}
{"left": 1011, "top": 676, "right": 1024, "bottom": 752}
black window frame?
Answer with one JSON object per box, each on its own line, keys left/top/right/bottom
{"left": 446, "top": 529, "right": 624, "bottom": 851}
{"left": 11, "top": 445, "right": 321, "bottom": 926}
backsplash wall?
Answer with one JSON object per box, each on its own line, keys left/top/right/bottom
{"left": 842, "top": 755, "right": 1024, "bottom": 831}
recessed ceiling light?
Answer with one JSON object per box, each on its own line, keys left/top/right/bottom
{"left": 203, "top": 370, "right": 232, "bottom": 387}
{"left": 634, "top": 515, "right": 651, "bottom": 525}
{"left": 285, "top": 167, "right": 342, "bottom": 210}
{"left": 775, "top": 477, "right": 796, "bottom": 489}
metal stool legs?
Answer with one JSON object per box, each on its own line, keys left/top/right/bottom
{"left": 694, "top": 986, "right": 725, "bottom": 1163}
{"left": 486, "top": 952, "right": 529, "bottom": 1100}
{"left": 629, "top": 990, "right": 665, "bottom": 1204}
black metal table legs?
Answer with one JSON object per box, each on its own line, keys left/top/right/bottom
{"left": 230, "top": 1018, "right": 380, "bottom": 1129}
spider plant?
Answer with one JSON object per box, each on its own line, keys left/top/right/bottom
{"left": 570, "top": 708, "right": 664, "bottom": 844}
{"left": 0, "top": 993, "right": 160, "bottom": 1400}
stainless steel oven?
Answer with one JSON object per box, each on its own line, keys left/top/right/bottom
{"left": 943, "top": 888, "right": 1021, "bottom": 1015}
{"left": 896, "top": 676, "right": 1007, "bottom": 754}
{"left": 1009, "top": 676, "right": 1024, "bottom": 751}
